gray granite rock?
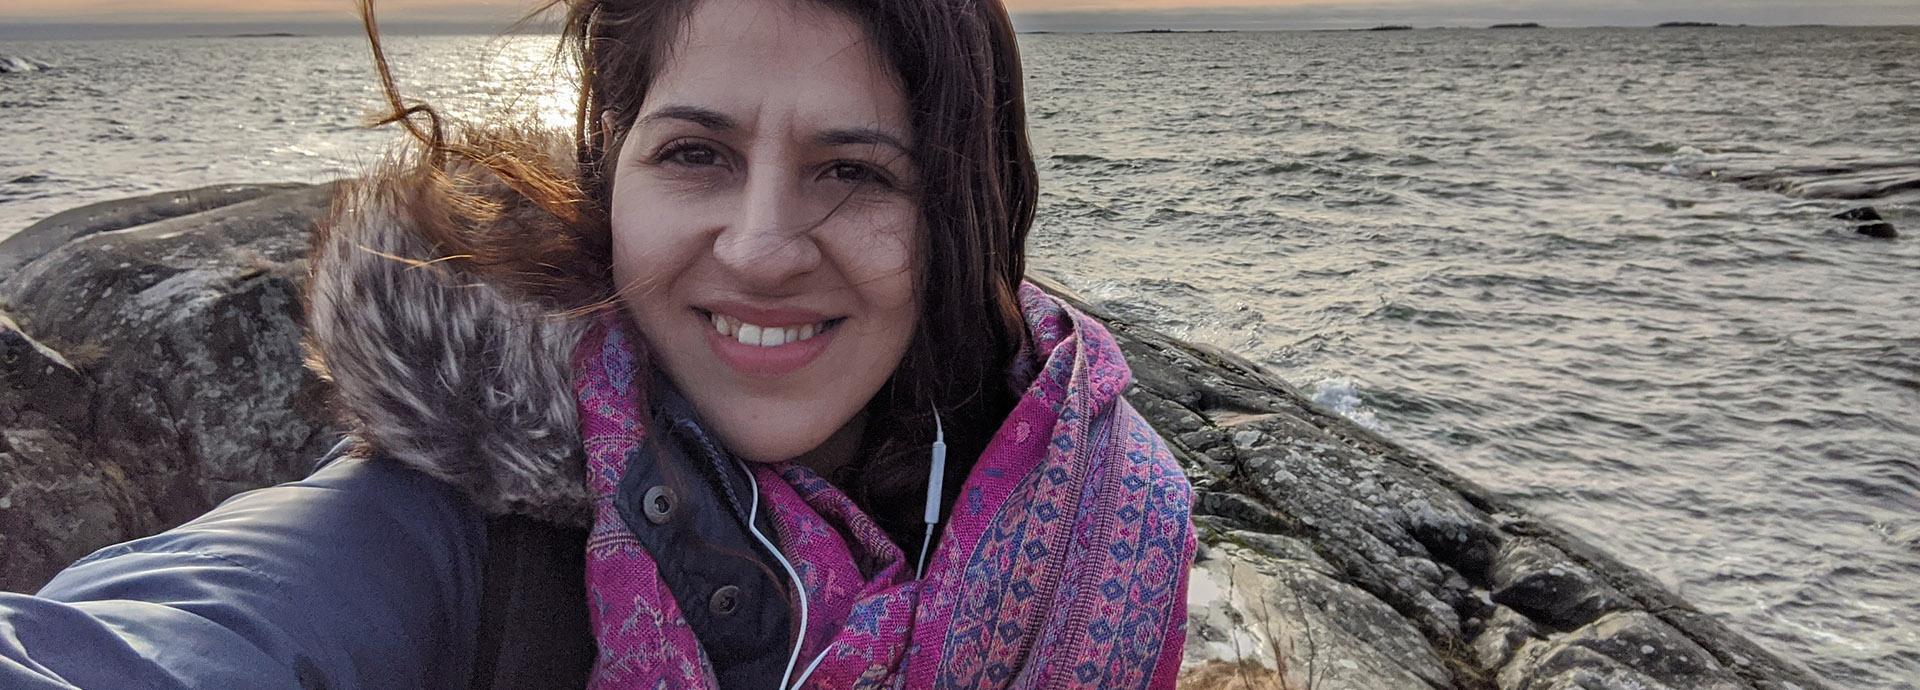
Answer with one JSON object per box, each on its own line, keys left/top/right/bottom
{"left": 1501, "top": 612, "right": 1745, "bottom": 690}
{"left": 0, "top": 309, "right": 90, "bottom": 431}
{"left": 1184, "top": 537, "right": 1450, "bottom": 690}
{"left": 0, "top": 309, "right": 148, "bottom": 592}
{"left": 0, "top": 183, "right": 309, "bottom": 276}
{"left": 0, "top": 184, "right": 339, "bottom": 591}
{"left": 1475, "top": 606, "right": 1543, "bottom": 672}
{"left": 1491, "top": 538, "right": 1632, "bottom": 631}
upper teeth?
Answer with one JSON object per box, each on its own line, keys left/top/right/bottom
{"left": 710, "top": 312, "right": 828, "bottom": 347}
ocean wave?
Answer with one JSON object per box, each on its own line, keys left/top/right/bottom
{"left": 0, "top": 55, "right": 52, "bottom": 74}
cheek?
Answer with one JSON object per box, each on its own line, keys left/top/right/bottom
{"left": 607, "top": 149, "right": 673, "bottom": 299}
{"left": 608, "top": 213, "right": 706, "bottom": 352}
{"left": 608, "top": 179, "right": 704, "bottom": 305}
{"left": 823, "top": 207, "right": 921, "bottom": 315}
{"left": 608, "top": 224, "right": 656, "bottom": 297}
{"left": 608, "top": 222, "right": 659, "bottom": 309}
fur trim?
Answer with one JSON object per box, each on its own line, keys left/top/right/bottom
{"left": 304, "top": 129, "right": 595, "bottom": 527}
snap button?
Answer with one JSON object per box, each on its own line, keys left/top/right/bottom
{"left": 709, "top": 585, "right": 741, "bottom": 616}
{"left": 642, "top": 485, "right": 677, "bottom": 524}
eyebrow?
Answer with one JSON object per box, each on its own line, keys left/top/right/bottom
{"left": 636, "top": 104, "right": 910, "bottom": 154}
{"left": 813, "top": 128, "right": 910, "bottom": 154}
{"left": 637, "top": 105, "right": 735, "bottom": 131}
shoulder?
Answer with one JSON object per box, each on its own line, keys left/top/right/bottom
{"left": 1076, "top": 399, "right": 1196, "bottom": 593}
{"left": 1112, "top": 398, "right": 1196, "bottom": 521}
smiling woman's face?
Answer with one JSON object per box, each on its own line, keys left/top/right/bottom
{"left": 607, "top": 0, "right": 920, "bottom": 466}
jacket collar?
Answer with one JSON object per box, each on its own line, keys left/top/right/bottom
{"left": 303, "top": 130, "right": 595, "bottom": 526}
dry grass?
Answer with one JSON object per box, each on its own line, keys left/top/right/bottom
{"left": 1179, "top": 660, "right": 1298, "bottom": 690}
{"left": 60, "top": 340, "right": 108, "bottom": 370}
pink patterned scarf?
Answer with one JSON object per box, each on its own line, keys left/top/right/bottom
{"left": 572, "top": 282, "right": 1194, "bottom": 689}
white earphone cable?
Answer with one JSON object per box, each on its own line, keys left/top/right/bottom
{"left": 916, "top": 409, "right": 948, "bottom": 580}
{"left": 791, "top": 641, "right": 834, "bottom": 689}
{"left": 747, "top": 407, "right": 948, "bottom": 689}
{"left": 740, "top": 459, "right": 809, "bottom": 690}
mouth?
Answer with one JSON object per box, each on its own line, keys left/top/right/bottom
{"left": 693, "top": 307, "right": 846, "bottom": 377}
{"left": 698, "top": 308, "right": 847, "bottom": 348}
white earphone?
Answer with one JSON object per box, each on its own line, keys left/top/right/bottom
{"left": 917, "top": 408, "right": 948, "bottom": 580}
{"left": 740, "top": 407, "right": 947, "bottom": 690}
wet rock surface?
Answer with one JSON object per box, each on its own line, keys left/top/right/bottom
{"left": 1831, "top": 206, "right": 1900, "bottom": 238}
{"left": 1832, "top": 207, "right": 1883, "bottom": 222}
{"left": 1705, "top": 158, "right": 1920, "bottom": 202}
{"left": 1854, "top": 222, "right": 1898, "bottom": 239}
{"left": 0, "top": 186, "right": 1832, "bottom": 689}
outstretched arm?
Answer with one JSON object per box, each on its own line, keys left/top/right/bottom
{"left": 0, "top": 449, "right": 487, "bottom": 689}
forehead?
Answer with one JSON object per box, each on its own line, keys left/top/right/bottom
{"left": 647, "top": 0, "right": 909, "bottom": 134}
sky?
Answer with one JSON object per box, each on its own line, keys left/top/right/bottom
{"left": 1, "top": 0, "right": 1917, "bottom": 37}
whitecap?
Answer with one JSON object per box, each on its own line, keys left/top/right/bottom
{"left": 1660, "top": 145, "right": 1710, "bottom": 175}
{"left": 1310, "top": 377, "right": 1386, "bottom": 431}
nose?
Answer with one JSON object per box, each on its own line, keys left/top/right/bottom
{"left": 712, "top": 169, "right": 824, "bottom": 293}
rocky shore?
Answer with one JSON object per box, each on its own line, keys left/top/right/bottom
{"left": 0, "top": 185, "right": 1830, "bottom": 689}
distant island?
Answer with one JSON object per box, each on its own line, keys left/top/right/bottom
{"left": 1365, "top": 25, "right": 1414, "bottom": 31}
{"left": 1656, "top": 22, "right": 1724, "bottom": 28}
{"left": 1117, "top": 29, "right": 1234, "bottom": 34}
{"left": 187, "top": 32, "right": 306, "bottom": 38}
{"left": 1489, "top": 22, "right": 1544, "bottom": 29}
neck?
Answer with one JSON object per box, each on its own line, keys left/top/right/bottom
{"left": 796, "top": 409, "right": 866, "bottom": 478}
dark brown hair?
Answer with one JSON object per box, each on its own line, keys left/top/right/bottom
{"left": 359, "top": 0, "right": 1038, "bottom": 550}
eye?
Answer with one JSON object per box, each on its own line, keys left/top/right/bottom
{"left": 654, "top": 140, "right": 723, "bottom": 168}
{"left": 826, "top": 161, "right": 888, "bottom": 187}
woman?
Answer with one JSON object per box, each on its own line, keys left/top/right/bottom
{"left": 0, "top": 0, "right": 1195, "bottom": 687}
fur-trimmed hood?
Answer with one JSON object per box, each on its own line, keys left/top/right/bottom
{"left": 304, "top": 130, "right": 596, "bottom": 527}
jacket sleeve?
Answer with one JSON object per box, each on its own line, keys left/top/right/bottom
{"left": 0, "top": 446, "right": 488, "bottom": 689}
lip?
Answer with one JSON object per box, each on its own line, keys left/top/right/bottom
{"left": 700, "top": 300, "right": 834, "bottom": 328}
{"left": 696, "top": 306, "right": 840, "bottom": 377}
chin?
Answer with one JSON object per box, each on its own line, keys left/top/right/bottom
{"left": 707, "top": 405, "right": 845, "bottom": 464}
